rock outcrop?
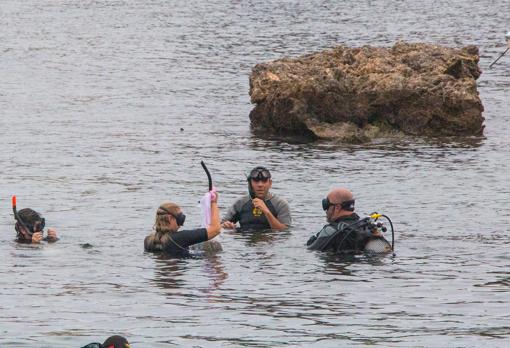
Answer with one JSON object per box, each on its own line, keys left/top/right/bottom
{"left": 249, "top": 42, "right": 484, "bottom": 142}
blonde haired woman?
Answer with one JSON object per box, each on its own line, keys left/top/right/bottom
{"left": 144, "top": 194, "right": 220, "bottom": 256}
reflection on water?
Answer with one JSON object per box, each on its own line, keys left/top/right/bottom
{"left": 0, "top": 0, "right": 509, "bottom": 346}
{"left": 152, "top": 256, "right": 188, "bottom": 291}
{"left": 230, "top": 229, "right": 292, "bottom": 247}
{"left": 152, "top": 253, "right": 228, "bottom": 295}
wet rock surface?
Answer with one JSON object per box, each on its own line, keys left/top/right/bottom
{"left": 249, "top": 42, "right": 485, "bottom": 142}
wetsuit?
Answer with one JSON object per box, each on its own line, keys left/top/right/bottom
{"left": 307, "top": 213, "right": 373, "bottom": 252}
{"left": 144, "top": 228, "right": 208, "bottom": 256}
{"left": 222, "top": 194, "right": 291, "bottom": 230}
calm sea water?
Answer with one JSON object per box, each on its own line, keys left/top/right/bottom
{"left": 1, "top": 1, "right": 509, "bottom": 347}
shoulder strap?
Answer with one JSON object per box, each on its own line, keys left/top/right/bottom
{"left": 317, "top": 222, "right": 348, "bottom": 251}
{"left": 335, "top": 218, "right": 372, "bottom": 251}
{"left": 167, "top": 234, "right": 188, "bottom": 252}
{"left": 335, "top": 221, "right": 349, "bottom": 231}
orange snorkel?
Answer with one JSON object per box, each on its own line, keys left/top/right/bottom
{"left": 12, "top": 195, "right": 33, "bottom": 238}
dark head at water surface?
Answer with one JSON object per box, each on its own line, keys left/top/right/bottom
{"left": 12, "top": 196, "right": 58, "bottom": 244}
{"left": 81, "top": 335, "right": 131, "bottom": 348}
{"left": 14, "top": 208, "right": 45, "bottom": 242}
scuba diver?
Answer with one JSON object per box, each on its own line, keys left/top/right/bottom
{"left": 12, "top": 196, "right": 58, "bottom": 244}
{"left": 221, "top": 166, "right": 291, "bottom": 231}
{"left": 81, "top": 335, "right": 131, "bottom": 348}
{"left": 144, "top": 193, "right": 221, "bottom": 257}
{"left": 307, "top": 188, "right": 392, "bottom": 254}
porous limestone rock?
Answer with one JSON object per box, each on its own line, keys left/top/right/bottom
{"left": 249, "top": 42, "right": 484, "bottom": 142}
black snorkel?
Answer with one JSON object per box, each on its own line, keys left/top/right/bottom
{"left": 12, "top": 195, "right": 33, "bottom": 239}
{"left": 198, "top": 160, "right": 217, "bottom": 233}
{"left": 201, "top": 160, "right": 213, "bottom": 191}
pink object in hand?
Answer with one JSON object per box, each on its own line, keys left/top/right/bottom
{"left": 210, "top": 186, "right": 217, "bottom": 201}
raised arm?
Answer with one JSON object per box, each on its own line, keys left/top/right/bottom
{"left": 206, "top": 194, "right": 221, "bottom": 239}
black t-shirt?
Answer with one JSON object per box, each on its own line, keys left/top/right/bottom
{"left": 145, "top": 228, "right": 208, "bottom": 256}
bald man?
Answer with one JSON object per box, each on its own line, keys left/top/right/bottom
{"left": 307, "top": 188, "right": 378, "bottom": 252}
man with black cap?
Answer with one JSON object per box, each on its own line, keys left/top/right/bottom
{"left": 221, "top": 166, "right": 291, "bottom": 231}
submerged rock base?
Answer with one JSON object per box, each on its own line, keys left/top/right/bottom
{"left": 249, "top": 42, "right": 485, "bottom": 143}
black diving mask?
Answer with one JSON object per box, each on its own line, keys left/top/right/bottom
{"left": 27, "top": 218, "right": 46, "bottom": 233}
{"left": 173, "top": 212, "right": 186, "bottom": 226}
{"left": 15, "top": 217, "right": 45, "bottom": 240}
{"left": 322, "top": 198, "right": 355, "bottom": 211}
{"left": 158, "top": 207, "right": 186, "bottom": 226}
{"left": 248, "top": 167, "right": 271, "bottom": 182}
{"left": 16, "top": 217, "right": 45, "bottom": 234}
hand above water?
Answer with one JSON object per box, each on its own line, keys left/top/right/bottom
{"left": 252, "top": 198, "right": 270, "bottom": 214}
{"left": 31, "top": 232, "right": 43, "bottom": 243}
{"left": 221, "top": 221, "right": 236, "bottom": 229}
{"left": 47, "top": 228, "right": 58, "bottom": 240}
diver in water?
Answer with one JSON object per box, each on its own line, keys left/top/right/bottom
{"left": 14, "top": 208, "right": 58, "bottom": 244}
{"left": 307, "top": 188, "right": 385, "bottom": 253}
{"left": 144, "top": 193, "right": 221, "bottom": 256}
{"left": 221, "top": 166, "right": 291, "bottom": 231}
{"left": 81, "top": 335, "right": 131, "bottom": 348}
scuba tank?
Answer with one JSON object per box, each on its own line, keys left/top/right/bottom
{"left": 363, "top": 213, "right": 394, "bottom": 254}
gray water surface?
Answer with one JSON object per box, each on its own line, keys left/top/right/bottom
{"left": 1, "top": 1, "right": 509, "bottom": 347}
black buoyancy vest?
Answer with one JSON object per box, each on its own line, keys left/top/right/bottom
{"left": 236, "top": 199, "right": 278, "bottom": 230}
{"left": 307, "top": 215, "right": 373, "bottom": 252}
